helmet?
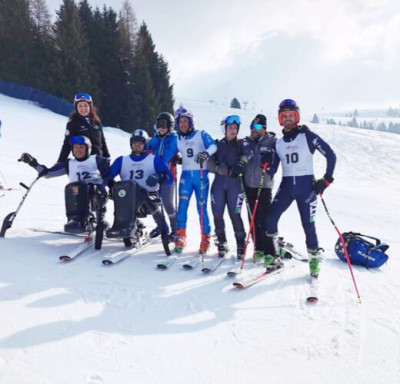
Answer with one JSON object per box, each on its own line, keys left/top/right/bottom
{"left": 156, "top": 112, "right": 175, "bottom": 132}
{"left": 130, "top": 129, "right": 150, "bottom": 149}
{"left": 278, "top": 99, "right": 300, "bottom": 125}
{"left": 74, "top": 92, "right": 93, "bottom": 108}
{"left": 70, "top": 135, "right": 92, "bottom": 157}
{"left": 221, "top": 115, "right": 241, "bottom": 134}
{"left": 174, "top": 105, "right": 195, "bottom": 130}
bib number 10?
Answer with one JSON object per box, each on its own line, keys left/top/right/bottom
{"left": 285, "top": 152, "right": 299, "bottom": 164}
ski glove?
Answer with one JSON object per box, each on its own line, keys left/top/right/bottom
{"left": 237, "top": 155, "right": 249, "bottom": 167}
{"left": 314, "top": 176, "right": 334, "bottom": 195}
{"left": 146, "top": 173, "right": 160, "bottom": 187}
{"left": 19, "top": 153, "right": 38, "bottom": 167}
{"left": 229, "top": 163, "right": 245, "bottom": 178}
{"left": 260, "top": 149, "right": 274, "bottom": 169}
{"left": 195, "top": 151, "right": 209, "bottom": 164}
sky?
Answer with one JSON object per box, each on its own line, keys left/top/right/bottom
{"left": 45, "top": 0, "right": 400, "bottom": 115}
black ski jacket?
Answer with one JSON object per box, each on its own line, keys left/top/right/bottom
{"left": 57, "top": 116, "right": 110, "bottom": 163}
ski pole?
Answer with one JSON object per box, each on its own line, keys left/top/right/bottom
{"left": 240, "top": 162, "right": 269, "bottom": 270}
{"left": 158, "top": 182, "right": 171, "bottom": 256}
{"left": 199, "top": 162, "right": 206, "bottom": 264}
{"left": 0, "top": 176, "right": 41, "bottom": 237}
{"left": 319, "top": 193, "right": 362, "bottom": 303}
{"left": 239, "top": 173, "right": 256, "bottom": 258}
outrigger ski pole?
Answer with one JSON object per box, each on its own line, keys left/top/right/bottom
{"left": 0, "top": 176, "right": 41, "bottom": 237}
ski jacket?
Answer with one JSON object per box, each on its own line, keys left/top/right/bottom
{"left": 109, "top": 152, "right": 172, "bottom": 192}
{"left": 269, "top": 125, "right": 336, "bottom": 180}
{"left": 147, "top": 131, "right": 179, "bottom": 165}
{"left": 207, "top": 137, "right": 242, "bottom": 177}
{"left": 241, "top": 132, "right": 276, "bottom": 188}
{"left": 57, "top": 116, "right": 110, "bottom": 163}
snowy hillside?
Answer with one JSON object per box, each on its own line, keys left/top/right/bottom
{"left": 0, "top": 93, "right": 399, "bottom": 384}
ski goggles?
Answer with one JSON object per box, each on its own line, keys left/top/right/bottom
{"left": 279, "top": 99, "right": 298, "bottom": 109}
{"left": 74, "top": 93, "right": 92, "bottom": 104}
{"left": 70, "top": 136, "right": 87, "bottom": 145}
{"left": 250, "top": 124, "right": 264, "bottom": 130}
{"left": 224, "top": 115, "right": 241, "bottom": 125}
{"left": 156, "top": 119, "right": 169, "bottom": 129}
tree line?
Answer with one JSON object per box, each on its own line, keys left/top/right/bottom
{"left": 0, "top": 0, "right": 174, "bottom": 133}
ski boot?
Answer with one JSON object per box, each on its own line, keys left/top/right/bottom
{"left": 235, "top": 233, "right": 245, "bottom": 260}
{"left": 215, "top": 233, "right": 229, "bottom": 258}
{"left": 308, "top": 248, "right": 323, "bottom": 278}
{"left": 254, "top": 250, "right": 265, "bottom": 262}
{"left": 175, "top": 229, "right": 187, "bottom": 253}
{"left": 264, "top": 254, "right": 284, "bottom": 272}
{"left": 200, "top": 234, "right": 211, "bottom": 254}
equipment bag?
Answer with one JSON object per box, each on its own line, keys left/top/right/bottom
{"left": 335, "top": 232, "right": 389, "bottom": 268}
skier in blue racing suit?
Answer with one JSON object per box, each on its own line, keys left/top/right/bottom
{"left": 266, "top": 99, "right": 336, "bottom": 276}
{"left": 173, "top": 107, "right": 217, "bottom": 254}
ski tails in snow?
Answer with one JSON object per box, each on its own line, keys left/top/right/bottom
{"left": 59, "top": 237, "right": 93, "bottom": 262}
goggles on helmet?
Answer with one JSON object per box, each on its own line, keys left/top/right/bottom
{"left": 279, "top": 99, "right": 298, "bottom": 110}
{"left": 157, "top": 119, "right": 169, "bottom": 129}
{"left": 70, "top": 136, "right": 88, "bottom": 145}
{"left": 224, "top": 115, "right": 241, "bottom": 126}
{"left": 74, "top": 93, "right": 92, "bottom": 104}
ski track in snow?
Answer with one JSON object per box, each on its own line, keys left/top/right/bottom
{"left": 1, "top": 94, "right": 400, "bottom": 383}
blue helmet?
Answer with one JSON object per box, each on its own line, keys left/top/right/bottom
{"left": 174, "top": 105, "right": 195, "bottom": 130}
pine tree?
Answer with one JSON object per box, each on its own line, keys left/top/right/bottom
{"left": 0, "top": 0, "right": 33, "bottom": 83}
{"left": 130, "top": 23, "right": 158, "bottom": 133}
{"left": 311, "top": 113, "right": 319, "bottom": 123}
{"left": 53, "top": 0, "right": 97, "bottom": 99}
{"left": 230, "top": 98, "right": 241, "bottom": 109}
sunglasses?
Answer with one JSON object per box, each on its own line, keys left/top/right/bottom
{"left": 74, "top": 93, "right": 92, "bottom": 104}
{"left": 70, "top": 136, "right": 87, "bottom": 145}
{"left": 224, "top": 115, "right": 241, "bottom": 125}
{"left": 250, "top": 124, "right": 264, "bottom": 130}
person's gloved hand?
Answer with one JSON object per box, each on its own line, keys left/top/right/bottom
{"left": 146, "top": 173, "right": 160, "bottom": 187}
{"left": 260, "top": 149, "right": 274, "bottom": 169}
{"left": 195, "top": 151, "right": 209, "bottom": 164}
{"left": 314, "top": 176, "right": 334, "bottom": 195}
{"left": 19, "top": 153, "right": 38, "bottom": 167}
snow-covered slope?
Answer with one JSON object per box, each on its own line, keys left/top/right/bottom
{"left": 0, "top": 93, "right": 399, "bottom": 384}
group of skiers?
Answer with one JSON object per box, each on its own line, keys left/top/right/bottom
{"left": 20, "top": 93, "right": 336, "bottom": 278}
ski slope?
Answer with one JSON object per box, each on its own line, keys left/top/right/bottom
{"left": 0, "top": 93, "right": 399, "bottom": 384}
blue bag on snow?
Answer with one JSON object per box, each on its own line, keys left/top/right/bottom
{"left": 335, "top": 232, "right": 389, "bottom": 268}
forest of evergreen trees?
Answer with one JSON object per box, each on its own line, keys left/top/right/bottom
{"left": 0, "top": 0, "right": 174, "bottom": 133}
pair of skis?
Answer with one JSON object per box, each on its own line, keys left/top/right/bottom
{"left": 156, "top": 247, "right": 228, "bottom": 271}
{"left": 58, "top": 235, "right": 159, "bottom": 265}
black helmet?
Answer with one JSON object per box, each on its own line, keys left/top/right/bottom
{"left": 156, "top": 112, "right": 175, "bottom": 132}
{"left": 278, "top": 99, "right": 300, "bottom": 125}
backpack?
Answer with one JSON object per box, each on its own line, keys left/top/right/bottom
{"left": 335, "top": 232, "right": 389, "bottom": 268}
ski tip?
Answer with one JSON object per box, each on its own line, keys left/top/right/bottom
{"left": 201, "top": 268, "right": 211, "bottom": 273}
{"left": 157, "top": 264, "right": 167, "bottom": 270}
{"left": 227, "top": 272, "right": 237, "bottom": 277}
{"left": 182, "top": 264, "right": 193, "bottom": 269}
{"left": 232, "top": 282, "right": 244, "bottom": 289}
{"left": 102, "top": 260, "right": 113, "bottom": 266}
{"left": 306, "top": 296, "right": 319, "bottom": 303}
{"left": 59, "top": 256, "right": 72, "bottom": 262}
